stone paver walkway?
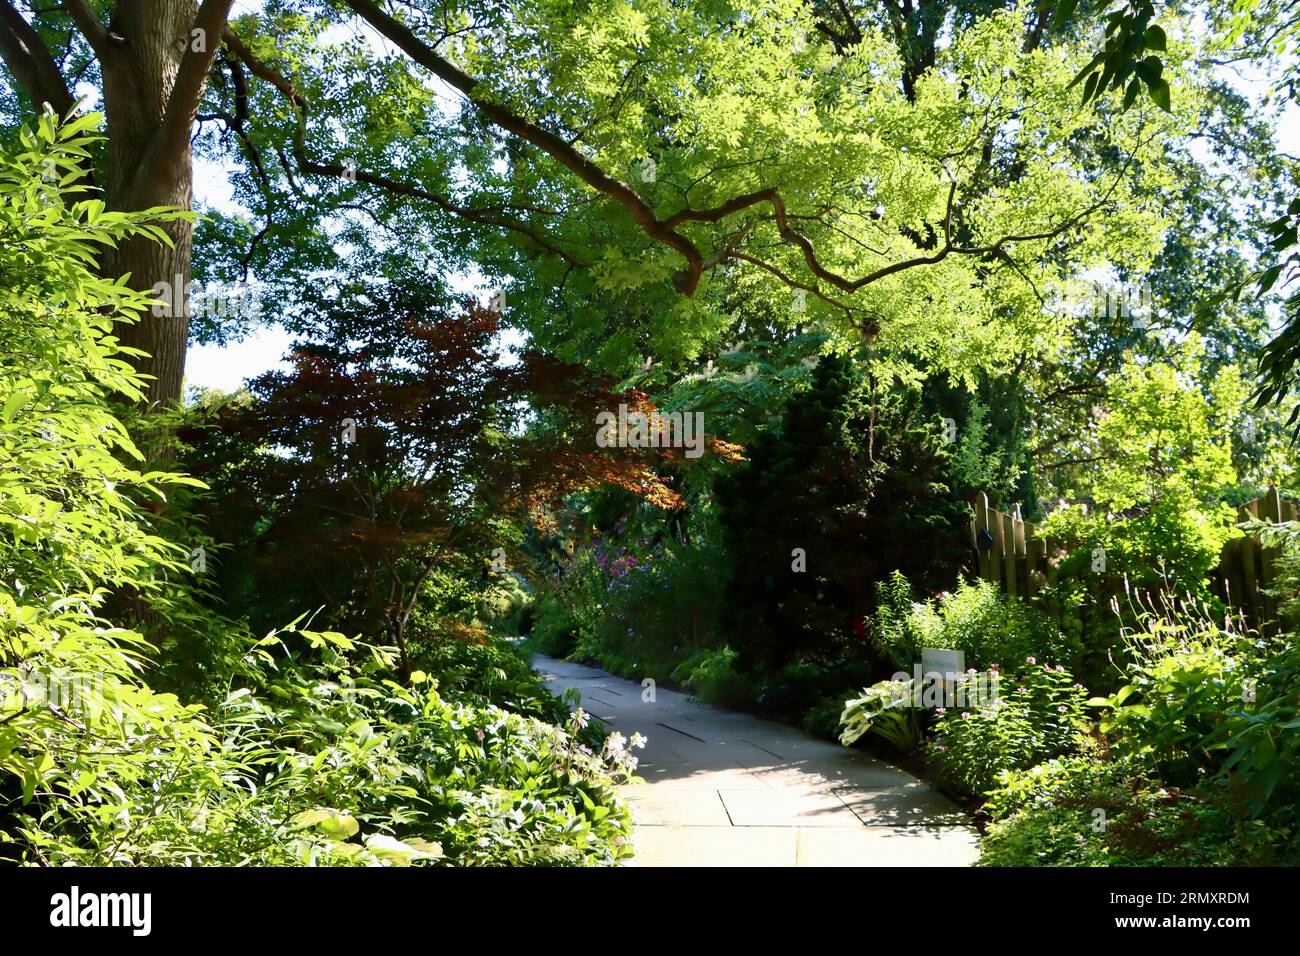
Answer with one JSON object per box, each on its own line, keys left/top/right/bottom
{"left": 534, "top": 655, "right": 979, "bottom": 867}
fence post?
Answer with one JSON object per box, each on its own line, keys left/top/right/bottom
{"left": 967, "top": 488, "right": 1294, "bottom": 633}
{"left": 990, "top": 501, "right": 1006, "bottom": 591}
{"left": 1003, "top": 510, "right": 1018, "bottom": 597}
{"left": 973, "top": 492, "right": 991, "bottom": 582}
{"left": 1012, "top": 505, "right": 1027, "bottom": 595}
{"left": 1237, "top": 502, "right": 1261, "bottom": 625}
{"left": 982, "top": 494, "right": 1002, "bottom": 586}
{"left": 1260, "top": 487, "right": 1282, "bottom": 631}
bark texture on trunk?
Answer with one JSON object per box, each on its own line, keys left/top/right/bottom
{"left": 1, "top": 0, "right": 230, "bottom": 405}
{"left": 100, "top": 1, "right": 202, "bottom": 408}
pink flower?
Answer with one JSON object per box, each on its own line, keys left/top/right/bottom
{"left": 1025, "top": 656, "right": 1036, "bottom": 665}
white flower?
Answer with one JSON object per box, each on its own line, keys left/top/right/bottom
{"left": 604, "top": 731, "right": 627, "bottom": 756}
{"left": 571, "top": 707, "right": 589, "bottom": 730}
{"left": 629, "top": 732, "right": 647, "bottom": 750}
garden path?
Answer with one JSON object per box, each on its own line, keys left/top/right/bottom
{"left": 534, "top": 655, "right": 980, "bottom": 867}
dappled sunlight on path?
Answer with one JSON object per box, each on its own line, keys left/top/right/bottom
{"left": 534, "top": 656, "right": 979, "bottom": 867}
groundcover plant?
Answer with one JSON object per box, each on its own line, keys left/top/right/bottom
{"left": 0, "top": 0, "right": 1296, "bottom": 922}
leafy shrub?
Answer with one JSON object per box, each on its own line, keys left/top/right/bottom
{"left": 981, "top": 755, "right": 1295, "bottom": 866}
{"left": 481, "top": 573, "right": 534, "bottom": 633}
{"left": 5, "top": 625, "right": 636, "bottom": 866}
{"left": 980, "top": 803, "right": 1116, "bottom": 866}
{"left": 671, "top": 647, "right": 756, "bottom": 708}
{"left": 803, "top": 695, "right": 852, "bottom": 741}
{"left": 529, "top": 592, "right": 582, "bottom": 658}
{"left": 235, "top": 633, "right": 636, "bottom": 867}
{"left": 1090, "top": 597, "right": 1295, "bottom": 821}
{"left": 1035, "top": 488, "right": 1236, "bottom": 689}
{"left": 928, "top": 658, "right": 1088, "bottom": 797}
{"left": 578, "top": 524, "right": 728, "bottom": 678}
{"left": 715, "top": 354, "right": 969, "bottom": 674}
{"left": 839, "top": 679, "right": 924, "bottom": 752}
{"left": 414, "top": 632, "right": 570, "bottom": 726}
{"left": 1095, "top": 630, "right": 1261, "bottom": 787}
{"left": 983, "top": 753, "right": 1149, "bottom": 825}
{"left": 979, "top": 589, "right": 1300, "bottom": 866}
{"left": 871, "top": 573, "right": 1081, "bottom": 673}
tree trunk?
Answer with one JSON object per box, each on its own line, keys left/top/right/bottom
{"left": 99, "top": 1, "right": 202, "bottom": 408}
{"left": 1, "top": 1, "right": 233, "bottom": 405}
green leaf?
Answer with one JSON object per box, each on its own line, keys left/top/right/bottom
{"left": 1, "top": 388, "right": 31, "bottom": 423}
{"left": 291, "top": 808, "right": 361, "bottom": 840}
{"left": 1123, "top": 76, "right": 1142, "bottom": 111}
{"left": 1149, "top": 78, "right": 1171, "bottom": 112}
{"left": 1052, "top": 0, "right": 1080, "bottom": 31}
{"left": 1135, "top": 55, "right": 1163, "bottom": 85}
{"left": 364, "top": 834, "right": 444, "bottom": 864}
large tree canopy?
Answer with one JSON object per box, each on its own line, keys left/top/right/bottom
{"left": 1, "top": 0, "right": 1190, "bottom": 405}
{"left": 207, "top": 0, "right": 1175, "bottom": 385}
{"left": 1, "top": 0, "right": 1290, "bottom": 426}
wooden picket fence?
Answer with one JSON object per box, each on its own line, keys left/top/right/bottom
{"left": 1213, "top": 488, "right": 1300, "bottom": 629}
{"left": 968, "top": 488, "right": 1299, "bottom": 631}
{"left": 968, "top": 493, "right": 1057, "bottom": 599}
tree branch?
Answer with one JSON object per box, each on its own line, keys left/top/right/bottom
{"left": 341, "top": 0, "right": 707, "bottom": 291}
{"left": 0, "top": 1, "right": 76, "bottom": 113}
{"left": 132, "top": 0, "right": 234, "bottom": 202}
{"left": 669, "top": 170, "right": 1112, "bottom": 294}
{"left": 62, "top": 0, "right": 113, "bottom": 59}
{"left": 222, "top": 24, "right": 587, "bottom": 266}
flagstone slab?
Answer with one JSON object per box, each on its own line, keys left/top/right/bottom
{"left": 744, "top": 756, "right": 917, "bottom": 792}
{"left": 833, "top": 783, "right": 970, "bottom": 826}
{"left": 718, "top": 789, "right": 863, "bottom": 827}
{"left": 622, "top": 789, "right": 733, "bottom": 826}
{"left": 624, "top": 766, "right": 770, "bottom": 790}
